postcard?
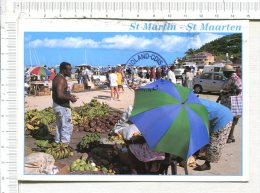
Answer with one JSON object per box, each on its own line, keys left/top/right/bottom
{"left": 18, "top": 19, "right": 249, "bottom": 181}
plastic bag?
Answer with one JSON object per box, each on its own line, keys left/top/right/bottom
{"left": 25, "top": 152, "right": 57, "bottom": 174}
{"left": 120, "top": 124, "right": 141, "bottom": 140}
{"left": 112, "top": 105, "right": 133, "bottom": 134}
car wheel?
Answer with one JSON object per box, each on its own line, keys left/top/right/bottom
{"left": 193, "top": 85, "right": 202, "bottom": 93}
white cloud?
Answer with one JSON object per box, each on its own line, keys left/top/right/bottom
{"left": 187, "top": 33, "right": 224, "bottom": 49}
{"left": 30, "top": 37, "right": 98, "bottom": 48}
{"left": 156, "top": 35, "right": 187, "bottom": 52}
{"left": 28, "top": 33, "right": 224, "bottom": 52}
{"left": 101, "top": 35, "right": 151, "bottom": 49}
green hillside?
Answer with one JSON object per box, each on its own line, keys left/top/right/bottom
{"left": 198, "top": 33, "right": 242, "bottom": 63}
{"left": 181, "top": 33, "right": 242, "bottom": 64}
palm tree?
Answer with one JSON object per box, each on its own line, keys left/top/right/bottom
{"left": 185, "top": 48, "right": 196, "bottom": 56}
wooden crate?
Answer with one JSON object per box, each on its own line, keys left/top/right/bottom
{"left": 72, "top": 83, "right": 85, "bottom": 92}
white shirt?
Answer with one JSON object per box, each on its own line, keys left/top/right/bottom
{"left": 82, "top": 68, "right": 88, "bottom": 76}
{"left": 186, "top": 71, "right": 194, "bottom": 81}
{"left": 167, "top": 70, "right": 176, "bottom": 83}
{"left": 109, "top": 73, "right": 118, "bottom": 87}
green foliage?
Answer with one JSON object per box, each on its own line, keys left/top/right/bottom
{"left": 38, "top": 107, "right": 56, "bottom": 125}
{"left": 35, "top": 140, "right": 52, "bottom": 148}
{"left": 78, "top": 132, "right": 101, "bottom": 151}
{"left": 182, "top": 33, "right": 242, "bottom": 64}
{"left": 78, "top": 99, "right": 110, "bottom": 119}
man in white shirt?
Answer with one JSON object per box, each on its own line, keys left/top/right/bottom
{"left": 185, "top": 67, "right": 194, "bottom": 89}
{"left": 82, "top": 66, "right": 93, "bottom": 89}
{"left": 167, "top": 66, "right": 176, "bottom": 84}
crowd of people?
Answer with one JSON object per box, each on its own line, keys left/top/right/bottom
{"left": 50, "top": 61, "right": 242, "bottom": 174}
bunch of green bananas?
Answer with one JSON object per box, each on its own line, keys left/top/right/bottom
{"left": 78, "top": 132, "right": 101, "bottom": 151}
{"left": 45, "top": 143, "right": 73, "bottom": 160}
{"left": 38, "top": 107, "right": 56, "bottom": 125}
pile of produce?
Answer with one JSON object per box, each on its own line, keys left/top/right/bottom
{"left": 87, "top": 146, "right": 129, "bottom": 174}
{"left": 70, "top": 99, "right": 123, "bottom": 133}
{"left": 99, "top": 134, "right": 125, "bottom": 145}
{"left": 45, "top": 142, "right": 74, "bottom": 160}
{"left": 34, "top": 140, "right": 52, "bottom": 149}
{"left": 25, "top": 108, "right": 56, "bottom": 138}
{"left": 26, "top": 100, "right": 123, "bottom": 135}
{"left": 25, "top": 99, "right": 129, "bottom": 174}
{"left": 25, "top": 110, "right": 44, "bottom": 132}
{"left": 78, "top": 113, "right": 121, "bottom": 133}
{"left": 71, "top": 111, "right": 82, "bottom": 125}
{"left": 78, "top": 99, "right": 110, "bottom": 119}
{"left": 69, "top": 159, "right": 111, "bottom": 174}
{"left": 37, "top": 107, "right": 56, "bottom": 126}
{"left": 77, "top": 132, "right": 101, "bottom": 151}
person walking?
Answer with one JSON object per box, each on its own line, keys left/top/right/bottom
{"left": 82, "top": 66, "right": 93, "bottom": 90}
{"left": 194, "top": 98, "right": 233, "bottom": 171}
{"left": 75, "top": 67, "right": 81, "bottom": 84}
{"left": 167, "top": 66, "right": 176, "bottom": 84}
{"left": 161, "top": 67, "right": 167, "bottom": 79}
{"left": 106, "top": 70, "right": 111, "bottom": 87}
{"left": 52, "top": 62, "right": 77, "bottom": 144}
{"left": 156, "top": 67, "right": 162, "bottom": 80}
{"left": 185, "top": 67, "right": 194, "bottom": 89}
{"left": 116, "top": 67, "right": 123, "bottom": 94}
{"left": 150, "top": 67, "right": 156, "bottom": 82}
{"left": 145, "top": 67, "right": 150, "bottom": 80}
{"left": 216, "top": 64, "right": 242, "bottom": 143}
{"left": 109, "top": 68, "right": 120, "bottom": 100}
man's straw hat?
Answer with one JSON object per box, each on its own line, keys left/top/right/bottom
{"left": 223, "top": 64, "right": 235, "bottom": 72}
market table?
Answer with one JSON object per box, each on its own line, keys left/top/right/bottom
{"left": 29, "top": 81, "right": 48, "bottom": 96}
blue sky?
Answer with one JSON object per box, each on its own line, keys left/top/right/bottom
{"left": 24, "top": 32, "right": 232, "bottom": 68}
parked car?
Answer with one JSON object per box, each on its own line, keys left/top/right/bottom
{"left": 193, "top": 72, "right": 225, "bottom": 93}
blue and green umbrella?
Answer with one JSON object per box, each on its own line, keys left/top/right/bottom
{"left": 129, "top": 79, "right": 209, "bottom": 160}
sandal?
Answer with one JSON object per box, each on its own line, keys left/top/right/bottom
{"left": 227, "top": 138, "right": 235, "bottom": 143}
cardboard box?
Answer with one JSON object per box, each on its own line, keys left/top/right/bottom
{"left": 36, "top": 91, "right": 50, "bottom": 96}
{"left": 36, "top": 91, "right": 45, "bottom": 96}
{"left": 72, "top": 83, "right": 84, "bottom": 92}
{"left": 41, "top": 86, "right": 50, "bottom": 92}
{"left": 55, "top": 162, "right": 69, "bottom": 175}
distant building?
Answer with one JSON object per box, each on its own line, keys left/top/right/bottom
{"left": 186, "top": 52, "right": 215, "bottom": 64}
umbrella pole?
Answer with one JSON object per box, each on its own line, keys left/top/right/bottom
{"left": 184, "top": 161, "right": 189, "bottom": 175}
{"left": 171, "top": 160, "right": 177, "bottom": 175}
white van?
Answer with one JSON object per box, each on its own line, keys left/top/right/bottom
{"left": 203, "top": 63, "right": 225, "bottom": 73}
